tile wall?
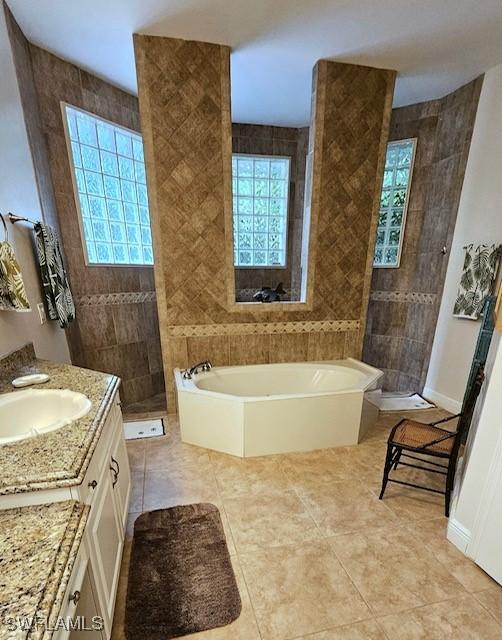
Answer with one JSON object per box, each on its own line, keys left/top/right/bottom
{"left": 5, "top": 7, "right": 164, "bottom": 406}
{"left": 363, "top": 77, "right": 484, "bottom": 391}
{"left": 134, "top": 35, "right": 395, "bottom": 409}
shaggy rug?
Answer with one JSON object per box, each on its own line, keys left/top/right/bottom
{"left": 125, "top": 503, "right": 241, "bottom": 639}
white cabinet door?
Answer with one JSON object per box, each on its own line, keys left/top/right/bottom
{"left": 87, "top": 466, "right": 124, "bottom": 637}
{"left": 109, "top": 427, "right": 131, "bottom": 531}
{"left": 70, "top": 568, "right": 104, "bottom": 640}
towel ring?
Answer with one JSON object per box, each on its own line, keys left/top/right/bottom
{"left": 0, "top": 213, "right": 7, "bottom": 242}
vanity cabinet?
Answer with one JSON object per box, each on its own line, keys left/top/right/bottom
{"left": 87, "top": 465, "right": 124, "bottom": 637}
{"left": 85, "top": 408, "right": 131, "bottom": 637}
{"left": 1, "top": 390, "right": 130, "bottom": 640}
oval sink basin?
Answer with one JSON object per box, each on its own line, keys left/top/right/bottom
{"left": 0, "top": 388, "right": 92, "bottom": 445}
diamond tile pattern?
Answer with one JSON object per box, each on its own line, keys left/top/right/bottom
{"left": 134, "top": 36, "right": 395, "bottom": 403}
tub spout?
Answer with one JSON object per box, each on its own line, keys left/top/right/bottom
{"left": 182, "top": 360, "right": 212, "bottom": 379}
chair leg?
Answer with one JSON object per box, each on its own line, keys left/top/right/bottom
{"left": 445, "top": 457, "right": 456, "bottom": 518}
{"left": 379, "top": 443, "right": 394, "bottom": 500}
{"left": 393, "top": 449, "right": 402, "bottom": 470}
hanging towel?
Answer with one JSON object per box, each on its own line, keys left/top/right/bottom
{"left": 0, "top": 214, "right": 30, "bottom": 311}
{"left": 34, "top": 222, "right": 75, "bottom": 328}
{"left": 453, "top": 243, "right": 502, "bottom": 320}
{"left": 0, "top": 240, "right": 31, "bottom": 311}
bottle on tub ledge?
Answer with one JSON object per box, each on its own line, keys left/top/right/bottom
{"left": 253, "top": 282, "right": 287, "bottom": 303}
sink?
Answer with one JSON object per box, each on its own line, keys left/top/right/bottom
{"left": 0, "top": 389, "right": 92, "bottom": 445}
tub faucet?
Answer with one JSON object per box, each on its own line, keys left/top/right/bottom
{"left": 183, "top": 360, "right": 212, "bottom": 379}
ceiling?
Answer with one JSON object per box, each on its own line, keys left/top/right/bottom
{"left": 7, "top": 0, "right": 502, "bottom": 126}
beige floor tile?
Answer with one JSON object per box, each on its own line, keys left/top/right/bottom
{"left": 120, "top": 539, "right": 132, "bottom": 575}
{"left": 359, "top": 425, "right": 393, "bottom": 446}
{"left": 213, "top": 500, "right": 238, "bottom": 557}
{"left": 239, "top": 541, "right": 371, "bottom": 640}
{"left": 474, "top": 586, "right": 502, "bottom": 624}
{"left": 223, "top": 489, "right": 321, "bottom": 552}
{"left": 407, "top": 518, "right": 497, "bottom": 592}
{"left": 330, "top": 527, "right": 466, "bottom": 615}
{"left": 143, "top": 465, "right": 219, "bottom": 510}
{"left": 111, "top": 542, "right": 132, "bottom": 640}
{"left": 114, "top": 408, "right": 493, "bottom": 640}
{"left": 280, "top": 448, "right": 353, "bottom": 490}
{"left": 145, "top": 434, "right": 212, "bottom": 471}
{"left": 377, "top": 594, "right": 502, "bottom": 639}
{"left": 125, "top": 440, "right": 146, "bottom": 473}
{"left": 342, "top": 442, "right": 387, "bottom": 490}
{"left": 129, "top": 471, "right": 144, "bottom": 512}
{"left": 210, "top": 451, "right": 290, "bottom": 498}
{"left": 298, "top": 619, "right": 387, "bottom": 639}
{"left": 377, "top": 482, "right": 446, "bottom": 522}
{"left": 297, "top": 479, "right": 399, "bottom": 536}
{"left": 185, "top": 556, "right": 261, "bottom": 639}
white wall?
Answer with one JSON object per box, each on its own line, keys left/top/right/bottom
{"left": 425, "top": 63, "right": 502, "bottom": 411}
{"left": 0, "top": 8, "right": 69, "bottom": 362}
{"left": 447, "top": 332, "right": 502, "bottom": 569}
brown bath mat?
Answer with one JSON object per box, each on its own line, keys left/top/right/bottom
{"left": 125, "top": 503, "right": 241, "bottom": 640}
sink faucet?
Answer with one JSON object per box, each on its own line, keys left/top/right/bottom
{"left": 182, "top": 360, "right": 212, "bottom": 379}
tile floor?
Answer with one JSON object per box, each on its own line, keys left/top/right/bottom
{"left": 112, "top": 409, "right": 502, "bottom": 640}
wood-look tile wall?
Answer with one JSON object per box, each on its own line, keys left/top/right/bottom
{"left": 232, "top": 123, "right": 308, "bottom": 301}
{"left": 135, "top": 34, "right": 395, "bottom": 409}
{"left": 363, "top": 77, "right": 483, "bottom": 391}
{"left": 6, "top": 8, "right": 164, "bottom": 406}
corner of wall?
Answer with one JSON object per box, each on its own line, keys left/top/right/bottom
{"left": 426, "top": 67, "right": 502, "bottom": 406}
{"left": 0, "top": 3, "right": 70, "bottom": 362}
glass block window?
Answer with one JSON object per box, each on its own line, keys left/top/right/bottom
{"left": 63, "top": 104, "right": 153, "bottom": 266}
{"left": 374, "top": 139, "right": 416, "bottom": 268}
{"left": 232, "top": 154, "right": 290, "bottom": 267}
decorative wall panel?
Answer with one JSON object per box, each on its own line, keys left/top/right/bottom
{"left": 134, "top": 34, "right": 395, "bottom": 408}
{"left": 166, "top": 319, "right": 360, "bottom": 337}
{"left": 370, "top": 291, "right": 437, "bottom": 304}
{"left": 75, "top": 292, "right": 156, "bottom": 306}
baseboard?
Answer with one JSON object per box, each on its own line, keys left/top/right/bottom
{"left": 422, "top": 387, "right": 462, "bottom": 414}
{"left": 447, "top": 517, "right": 472, "bottom": 554}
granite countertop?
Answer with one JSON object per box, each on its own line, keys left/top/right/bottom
{"left": 0, "top": 500, "right": 89, "bottom": 640}
{"left": 0, "top": 344, "right": 120, "bottom": 495}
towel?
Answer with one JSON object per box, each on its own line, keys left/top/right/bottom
{"left": 453, "top": 243, "right": 502, "bottom": 320}
{"left": 0, "top": 240, "right": 30, "bottom": 311}
{"left": 34, "top": 222, "right": 75, "bottom": 328}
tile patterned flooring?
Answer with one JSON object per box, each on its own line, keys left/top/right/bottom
{"left": 112, "top": 409, "right": 502, "bottom": 639}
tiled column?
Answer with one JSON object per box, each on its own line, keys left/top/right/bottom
{"left": 135, "top": 35, "right": 395, "bottom": 410}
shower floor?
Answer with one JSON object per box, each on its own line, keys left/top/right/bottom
{"left": 123, "top": 392, "right": 167, "bottom": 422}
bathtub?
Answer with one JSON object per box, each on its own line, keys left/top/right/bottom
{"left": 174, "top": 358, "right": 383, "bottom": 457}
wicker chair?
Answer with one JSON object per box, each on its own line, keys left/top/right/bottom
{"left": 379, "top": 365, "right": 485, "bottom": 517}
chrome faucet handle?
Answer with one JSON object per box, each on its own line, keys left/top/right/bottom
{"left": 184, "top": 360, "right": 212, "bottom": 379}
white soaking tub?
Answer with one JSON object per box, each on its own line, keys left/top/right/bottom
{"left": 174, "top": 358, "right": 383, "bottom": 457}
